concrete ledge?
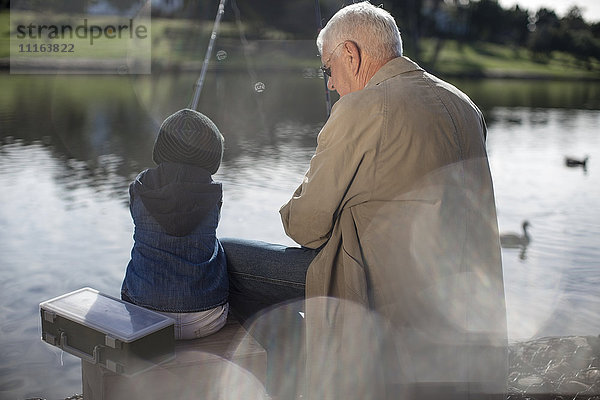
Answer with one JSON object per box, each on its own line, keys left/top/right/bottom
{"left": 82, "top": 318, "right": 267, "bottom": 399}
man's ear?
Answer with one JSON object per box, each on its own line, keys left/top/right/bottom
{"left": 344, "top": 41, "right": 361, "bottom": 76}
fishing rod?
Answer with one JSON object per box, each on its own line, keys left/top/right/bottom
{"left": 190, "top": 0, "right": 228, "bottom": 111}
{"left": 191, "top": 0, "right": 330, "bottom": 115}
{"left": 314, "top": 0, "right": 332, "bottom": 117}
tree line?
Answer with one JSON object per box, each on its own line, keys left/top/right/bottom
{"left": 161, "top": 0, "right": 600, "bottom": 66}
{"left": 402, "top": 0, "right": 600, "bottom": 66}
{"left": 4, "top": 0, "right": 600, "bottom": 65}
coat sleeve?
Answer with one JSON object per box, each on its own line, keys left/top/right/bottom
{"left": 280, "top": 96, "right": 381, "bottom": 248}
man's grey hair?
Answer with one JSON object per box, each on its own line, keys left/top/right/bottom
{"left": 317, "top": 1, "right": 403, "bottom": 62}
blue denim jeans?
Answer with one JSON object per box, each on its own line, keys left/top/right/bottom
{"left": 220, "top": 238, "right": 319, "bottom": 324}
{"left": 221, "top": 238, "right": 319, "bottom": 398}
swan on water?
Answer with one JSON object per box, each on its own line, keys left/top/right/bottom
{"left": 500, "top": 220, "right": 531, "bottom": 248}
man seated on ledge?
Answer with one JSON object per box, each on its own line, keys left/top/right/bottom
{"left": 222, "top": 2, "right": 508, "bottom": 399}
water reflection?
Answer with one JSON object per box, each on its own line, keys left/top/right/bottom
{"left": 486, "top": 106, "right": 599, "bottom": 341}
{"left": 451, "top": 79, "right": 600, "bottom": 112}
{"left": 1, "top": 70, "right": 600, "bottom": 399}
{"left": 2, "top": 73, "right": 599, "bottom": 195}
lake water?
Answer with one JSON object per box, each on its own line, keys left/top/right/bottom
{"left": 1, "top": 70, "right": 599, "bottom": 399}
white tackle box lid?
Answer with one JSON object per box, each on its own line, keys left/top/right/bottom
{"left": 40, "top": 287, "right": 174, "bottom": 343}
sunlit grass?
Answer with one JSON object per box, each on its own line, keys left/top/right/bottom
{"left": 419, "top": 38, "right": 600, "bottom": 79}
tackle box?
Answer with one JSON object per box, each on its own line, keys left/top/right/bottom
{"left": 40, "top": 287, "right": 175, "bottom": 376}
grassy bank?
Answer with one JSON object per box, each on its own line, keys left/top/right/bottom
{"left": 418, "top": 38, "right": 600, "bottom": 80}
{"left": 2, "top": 11, "right": 599, "bottom": 79}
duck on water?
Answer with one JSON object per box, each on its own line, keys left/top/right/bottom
{"left": 565, "top": 155, "right": 589, "bottom": 171}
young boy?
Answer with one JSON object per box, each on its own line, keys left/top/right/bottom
{"left": 121, "top": 109, "right": 228, "bottom": 340}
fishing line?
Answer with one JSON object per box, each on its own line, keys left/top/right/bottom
{"left": 230, "top": 0, "right": 260, "bottom": 89}
{"left": 190, "top": 0, "right": 228, "bottom": 110}
{"left": 189, "top": 0, "right": 266, "bottom": 130}
{"left": 190, "top": 0, "right": 331, "bottom": 119}
{"left": 314, "top": 0, "right": 332, "bottom": 117}
{"left": 230, "top": 0, "right": 268, "bottom": 132}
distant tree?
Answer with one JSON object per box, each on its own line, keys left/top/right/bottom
{"left": 141, "top": 0, "right": 600, "bottom": 64}
{"left": 560, "top": 7, "right": 600, "bottom": 66}
{"left": 466, "top": 0, "right": 505, "bottom": 43}
{"left": 533, "top": 8, "right": 560, "bottom": 31}
{"left": 150, "top": 0, "right": 223, "bottom": 20}
{"left": 527, "top": 8, "right": 559, "bottom": 57}
{"left": 385, "top": 0, "right": 426, "bottom": 59}
{"left": 421, "top": 0, "right": 468, "bottom": 38}
{"left": 101, "top": 0, "right": 148, "bottom": 14}
{"left": 419, "top": 0, "right": 470, "bottom": 67}
{"left": 232, "top": 0, "right": 284, "bottom": 25}
{"left": 503, "top": 5, "right": 529, "bottom": 46}
{"left": 562, "top": 6, "right": 587, "bottom": 31}
{"left": 591, "top": 21, "right": 600, "bottom": 39}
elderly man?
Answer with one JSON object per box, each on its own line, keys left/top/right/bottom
{"left": 222, "top": 2, "right": 507, "bottom": 399}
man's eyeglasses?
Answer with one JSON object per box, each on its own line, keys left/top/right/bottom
{"left": 320, "top": 41, "right": 345, "bottom": 77}
{"left": 320, "top": 65, "right": 332, "bottom": 78}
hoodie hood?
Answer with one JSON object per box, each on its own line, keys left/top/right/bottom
{"left": 131, "top": 163, "right": 222, "bottom": 237}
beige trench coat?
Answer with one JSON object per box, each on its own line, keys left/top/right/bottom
{"left": 280, "top": 57, "right": 507, "bottom": 399}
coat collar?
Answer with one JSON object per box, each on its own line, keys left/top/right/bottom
{"left": 366, "top": 56, "right": 423, "bottom": 88}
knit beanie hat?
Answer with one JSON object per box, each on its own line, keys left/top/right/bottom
{"left": 153, "top": 109, "right": 224, "bottom": 174}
